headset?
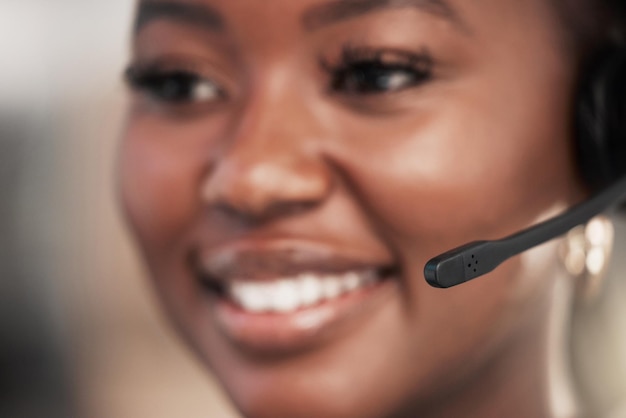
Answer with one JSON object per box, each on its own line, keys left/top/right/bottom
{"left": 424, "top": 45, "right": 626, "bottom": 288}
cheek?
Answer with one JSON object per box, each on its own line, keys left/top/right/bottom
{"left": 333, "top": 78, "right": 577, "bottom": 254}
{"left": 324, "top": 69, "right": 578, "bottom": 358}
{"left": 117, "top": 119, "right": 223, "bottom": 347}
{"left": 117, "top": 120, "right": 205, "bottom": 255}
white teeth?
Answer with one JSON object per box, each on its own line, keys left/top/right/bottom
{"left": 342, "top": 272, "right": 361, "bottom": 292}
{"left": 271, "top": 280, "right": 300, "bottom": 313}
{"left": 226, "top": 270, "right": 382, "bottom": 313}
{"left": 321, "top": 277, "right": 342, "bottom": 299}
{"left": 230, "top": 282, "right": 271, "bottom": 313}
{"left": 298, "top": 274, "right": 322, "bottom": 307}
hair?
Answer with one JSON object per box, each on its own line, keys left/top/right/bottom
{"left": 555, "top": 0, "right": 626, "bottom": 194}
{"left": 557, "top": 0, "right": 626, "bottom": 48}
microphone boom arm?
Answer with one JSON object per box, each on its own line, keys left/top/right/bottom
{"left": 424, "top": 176, "right": 626, "bottom": 288}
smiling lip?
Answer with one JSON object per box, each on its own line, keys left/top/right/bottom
{"left": 190, "top": 241, "right": 398, "bottom": 353}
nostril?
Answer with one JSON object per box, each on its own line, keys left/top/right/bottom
{"left": 261, "top": 199, "right": 321, "bottom": 220}
{"left": 212, "top": 197, "right": 320, "bottom": 225}
{"left": 201, "top": 156, "right": 332, "bottom": 223}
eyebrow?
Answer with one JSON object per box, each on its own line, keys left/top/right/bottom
{"left": 134, "top": 1, "right": 225, "bottom": 35}
{"left": 302, "top": 0, "right": 467, "bottom": 32}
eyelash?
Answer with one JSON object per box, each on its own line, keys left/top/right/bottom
{"left": 321, "top": 45, "right": 434, "bottom": 95}
{"left": 124, "top": 45, "right": 434, "bottom": 108}
{"left": 124, "top": 64, "right": 224, "bottom": 106}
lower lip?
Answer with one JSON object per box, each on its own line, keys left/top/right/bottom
{"left": 210, "top": 278, "right": 397, "bottom": 354}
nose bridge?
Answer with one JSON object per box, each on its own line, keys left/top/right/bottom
{"left": 233, "top": 81, "right": 310, "bottom": 161}
{"left": 202, "top": 77, "right": 332, "bottom": 220}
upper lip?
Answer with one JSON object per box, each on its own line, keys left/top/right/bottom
{"left": 190, "top": 240, "right": 396, "bottom": 284}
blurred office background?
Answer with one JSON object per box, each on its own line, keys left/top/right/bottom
{"left": 0, "top": 1, "right": 237, "bottom": 417}
{"left": 0, "top": 1, "right": 625, "bottom": 417}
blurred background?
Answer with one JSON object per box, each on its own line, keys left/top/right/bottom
{"left": 0, "top": 1, "right": 625, "bottom": 417}
{"left": 0, "top": 1, "right": 238, "bottom": 417}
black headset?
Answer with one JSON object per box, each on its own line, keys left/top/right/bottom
{"left": 424, "top": 44, "right": 626, "bottom": 288}
{"left": 576, "top": 46, "right": 626, "bottom": 190}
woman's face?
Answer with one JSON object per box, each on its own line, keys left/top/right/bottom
{"left": 120, "top": 0, "right": 586, "bottom": 417}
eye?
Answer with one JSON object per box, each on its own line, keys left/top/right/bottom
{"left": 332, "top": 63, "right": 425, "bottom": 94}
{"left": 125, "top": 67, "right": 223, "bottom": 105}
{"left": 323, "top": 46, "right": 433, "bottom": 95}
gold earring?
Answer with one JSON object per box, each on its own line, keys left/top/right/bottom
{"left": 559, "top": 215, "right": 614, "bottom": 301}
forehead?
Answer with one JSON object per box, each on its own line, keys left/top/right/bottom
{"left": 130, "top": 0, "right": 573, "bottom": 73}
{"left": 132, "top": 0, "right": 567, "bottom": 48}
{"left": 133, "top": 0, "right": 471, "bottom": 35}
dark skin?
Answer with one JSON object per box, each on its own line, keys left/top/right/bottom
{"left": 119, "top": 0, "right": 589, "bottom": 417}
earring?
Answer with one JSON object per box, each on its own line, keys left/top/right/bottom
{"left": 559, "top": 215, "right": 614, "bottom": 301}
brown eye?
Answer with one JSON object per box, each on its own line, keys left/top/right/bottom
{"left": 331, "top": 62, "right": 430, "bottom": 94}
{"left": 323, "top": 46, "right": 434, "bottom": 96}
{"left": 125, "top": 68, "right": 222, "bottom": 104}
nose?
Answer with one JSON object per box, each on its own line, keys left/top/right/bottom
{"left": 201, "top": 99, "right": 333, "bottom": 223}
